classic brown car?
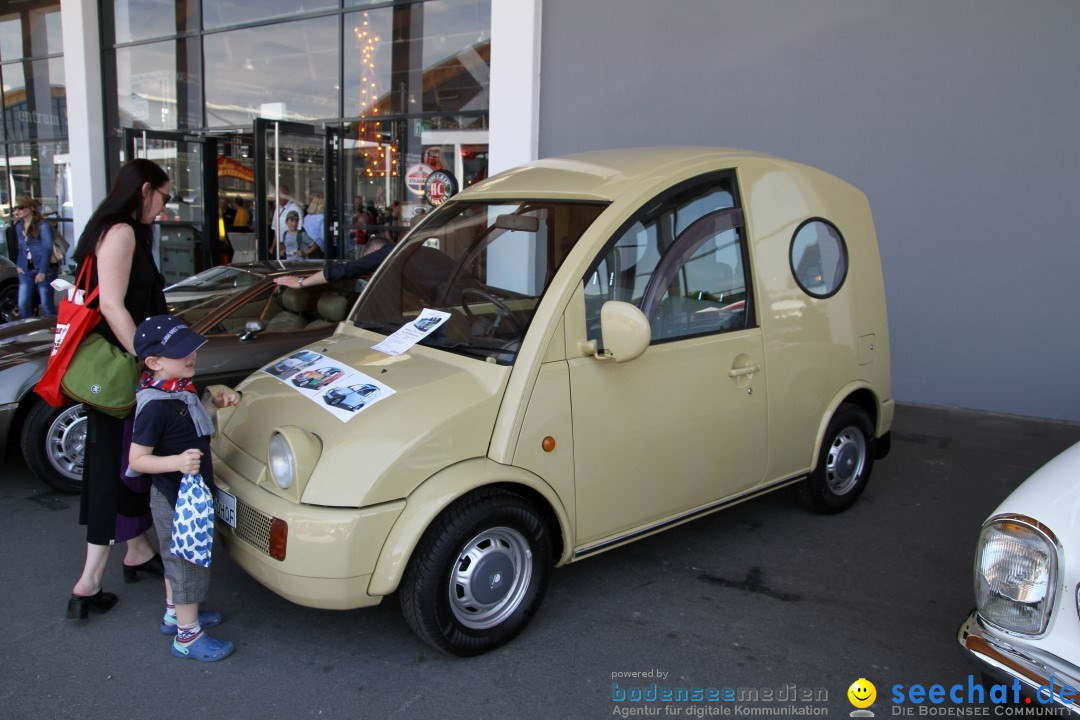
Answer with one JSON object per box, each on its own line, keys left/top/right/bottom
{"left": 2, "top": 261, "right": 363, "bottom": 493}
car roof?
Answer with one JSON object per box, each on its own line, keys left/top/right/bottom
{"left": 456, "top": 147, "right": 787, "bottom": 203}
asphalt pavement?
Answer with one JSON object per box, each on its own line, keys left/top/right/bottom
{"left": 2, "top": 403, "right": 1078, "bottom": 720}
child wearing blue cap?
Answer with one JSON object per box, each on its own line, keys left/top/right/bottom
{"left": 127, "top": 314, "right": 239, "bottom": 662}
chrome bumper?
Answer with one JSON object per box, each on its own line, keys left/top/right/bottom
{"left": 958, "top": 610, "right": 1080, "bottom": 713}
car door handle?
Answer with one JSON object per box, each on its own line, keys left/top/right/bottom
{"left": 727, "top": 363, "right": 760, "bottom": 378}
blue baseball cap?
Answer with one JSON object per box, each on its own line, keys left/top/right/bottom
{"left": 134, "top": 315, "right": 207, "bottom": 360}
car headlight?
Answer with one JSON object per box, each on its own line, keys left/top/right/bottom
{"left": 975, "top": 516, "right": 1059, "bottom": 636}
{"left": 268, "top": 433, "right": 295, "bottom": 490}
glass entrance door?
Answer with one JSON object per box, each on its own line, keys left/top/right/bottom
{"left": 253, "top": 119, "right": 337, "bottom": 262}
{"left": 215, "top": 134, "right": 258, "bottom": 263}
{"left": 124, "top": 128, "right": 214, "bottom": 284}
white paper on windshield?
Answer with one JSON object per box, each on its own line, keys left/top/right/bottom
{"left": 371, "top": 308, "right": 451, "bottom": 356}
{"left": 260, "top": 350, "right": 396, "bottom": 422}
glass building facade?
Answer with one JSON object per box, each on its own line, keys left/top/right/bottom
{"left": 0, "top": 1, "right": 70, "bottom": 257}
{"left": 100, "top": 0, "right": 491, "bottom": 272}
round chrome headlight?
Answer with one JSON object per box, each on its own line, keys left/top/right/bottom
{"left": 975, "top": 517, "right": 1058, "bottom": 636}
{"left": 268, "top": 432, "right": 295, "bottom": 490}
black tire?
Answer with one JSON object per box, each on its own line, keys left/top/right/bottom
{"left": 20, "top": 398, "right": 86, "bottom": 494}
{"left": 399, "top": 488, "right": 553, "bottom": 656}
{"left": 799, "top": 403, "right": 875, "bottom": 514}
{"left": 0, "top": 280, "right": 18, "bottom": 323}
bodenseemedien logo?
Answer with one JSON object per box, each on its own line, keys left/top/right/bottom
{"left": 848, "top": 678, "right": 877, "bottom": 717}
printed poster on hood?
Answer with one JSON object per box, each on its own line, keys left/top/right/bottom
{"left": 261, "top": 349, "right": 395, "bottom": 422}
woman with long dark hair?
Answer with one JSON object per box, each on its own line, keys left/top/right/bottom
{"left": 67, "top": 159, "right": 172, "bottom": 620}
{"left": 13, "top": 195, "right": 58, "bottom": 317}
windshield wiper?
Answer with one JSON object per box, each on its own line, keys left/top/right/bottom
{"left": 353, "top": 320, "right": 400, "bottom": 334}
{"left": 421, "top": 338, "right": 518, "bottom": 363}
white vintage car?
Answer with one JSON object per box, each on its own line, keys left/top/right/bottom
{"left": 958, "top": 441, "right": 1080, "bottom": 711}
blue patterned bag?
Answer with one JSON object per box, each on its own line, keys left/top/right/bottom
{"left": 170, "top": 473, "right": 215, "bottom": 567}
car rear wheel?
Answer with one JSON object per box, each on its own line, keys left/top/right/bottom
{"left": 21, "top": 398, "right": 86, "bottom": 494}
{"left": 399, "top": 488, "right": 552, "bottom": 656}
{"left": 799, "top": 403, "right": 875, "bottom": 514}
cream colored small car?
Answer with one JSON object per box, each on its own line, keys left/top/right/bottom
{"left": 212, "top": 148, "right": 893, "bottom": 655}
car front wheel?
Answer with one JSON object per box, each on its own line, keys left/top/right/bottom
{"left": 20, "top": 399, "right": 86, "bottom": 494}
{"left": 399, "top": 488, "right": 553, "bottom": 656}
{"left": 0, "top": 281, "right": 18, "bottom": 323}
{"left": 799, "top": 403, "right": 875, "bottom": 514}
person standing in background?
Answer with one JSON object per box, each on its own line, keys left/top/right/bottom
{"left": 303, "top": 194, "right": 325, "bottom": 259}
{"left": 232, "top": 197, "right": 251, "bottom": 231}
{"left": 269, "top": 185, "right": 303, "bottom": 258}
{"left": 14, "top": 196, "right": 58, "bottom": 317}
{"left": 218, "top": 196, "right": 236, "bottom": 232}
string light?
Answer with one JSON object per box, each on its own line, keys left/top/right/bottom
{"left": 354, "top": 12, "right": 395, "bottom": 178}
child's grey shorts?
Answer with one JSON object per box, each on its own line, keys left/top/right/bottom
{"left": 150, "top": 486, "right": 212, "bottom": 605}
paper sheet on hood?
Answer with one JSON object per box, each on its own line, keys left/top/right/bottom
{"left": 371, "top": 308, "right": 451, "bottom": 356}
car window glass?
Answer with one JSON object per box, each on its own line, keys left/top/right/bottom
{"left": 170, "top": 289, "right": 237, "bottom": 319}
{"left": 585, "top": 175, "right": 743, "bottom": 344}
{"left": 165, "top": 266, "right": 261, "bottom": 293}
{"left": 791, "top": 219, "right": 847, "bottom": 298}
{"left": 350, "top": 200, "right": 606, "bottom": 365}
{"left": 211, "top": 286, "right": 277, "bottom": 335}
{"left": 650, "top": 222, "right": 749, "bottom": 340}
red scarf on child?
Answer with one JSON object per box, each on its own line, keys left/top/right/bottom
{"left": 137, "top": 371, "right": 197, "bottom": 395}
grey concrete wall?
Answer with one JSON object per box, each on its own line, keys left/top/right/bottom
{"left": 538, "top": 0, "right": 1080, "bottom": 422}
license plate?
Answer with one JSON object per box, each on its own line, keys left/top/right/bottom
{"left": 215, "top": 488, "right": 237, "bottom": 529}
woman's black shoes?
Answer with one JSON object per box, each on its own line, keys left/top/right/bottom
{"left": 66, "top": 590, "right": 119, "bottom": 620}
{"left": 122, "top": 553, "right": 165, "bottom": 583}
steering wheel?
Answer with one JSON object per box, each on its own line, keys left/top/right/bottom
{"left": 459, "top": 287, "right": 524, "bottom": 337}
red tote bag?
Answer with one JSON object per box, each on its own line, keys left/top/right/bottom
{"left": 34, "top": 258, "right": 102, "bottom": 408}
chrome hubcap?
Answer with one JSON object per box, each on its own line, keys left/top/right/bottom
{"left": 46, "top": 405, "right": 87, "bottom": 482}
{"left": 448, "top": 526, "right": 533, "bottom": 630}
{"left": 825, "top": 426, "right": 866, "bottom": 495}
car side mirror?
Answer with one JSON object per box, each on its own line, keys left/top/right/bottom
{"left": 587, "top": 301, "right": 650, "bottom": 363}
{"left": 239, "top": 320, "right": 265, "bottom": 342}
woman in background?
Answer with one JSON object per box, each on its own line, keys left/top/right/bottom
{"left": 14, "top": 196, "right": 58, "bottom": 317}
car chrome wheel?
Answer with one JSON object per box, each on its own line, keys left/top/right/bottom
{"left": 45, "top": 405, "right": 87, "bottom": 482}
{"left": 400, "top": 489, "right": 553, "bottom": 655}
{"left": 448, "top": 526, "right": 533, "bottom": 630}
{"left": 824, "top": 426, "right": 867, "bottom": 496}
{"left": 799, "top": 403, "right": 875, "bottom": 514}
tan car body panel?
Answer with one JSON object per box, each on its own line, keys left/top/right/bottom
{"left": 213, "top": 147, "right": 892, "bottom": 607}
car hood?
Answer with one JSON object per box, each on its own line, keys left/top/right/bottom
{"left": 0, "top": 318, "right": 54, "bottom": 368}
{"left": 218, "top": 330, "right": 511, "bottom": 507}
{"left": 990, "top": 441, "right": 1080, "bottom": 540}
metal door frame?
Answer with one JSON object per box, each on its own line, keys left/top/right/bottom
{"left": 123, "top": 128, "right": 219, "bottom": 271}
{"left": 252, "top": 119, "right": 341, "bottom": 261}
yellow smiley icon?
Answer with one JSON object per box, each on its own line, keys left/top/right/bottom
{"left": 848, "top": 678, "right": 877, "bottom": 709}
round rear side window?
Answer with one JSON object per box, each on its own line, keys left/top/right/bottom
{"left": 790, "top": 219, "right": 848, "bottom": 298}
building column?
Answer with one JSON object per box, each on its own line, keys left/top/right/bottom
{"left": 488, "top": 0, "right": 542, "bottom": 176}
{"left": 60, "top": 0, "right": 107, "bottom": 243}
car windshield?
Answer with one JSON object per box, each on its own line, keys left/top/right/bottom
{"left": 349, "top": 199, "right": 607, "bottom": 364}
{"left": 165, "top": 266, "right": 262, "bottom": 293}
{"left": 168, "top": 288, "right": 241, "bottom": 318}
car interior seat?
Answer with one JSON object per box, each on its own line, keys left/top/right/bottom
{"left": 265, "top": 287, "right": 310, "bottom": 331}
{"left": 306, "top": 292, "right": 349, "bottom": 328}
